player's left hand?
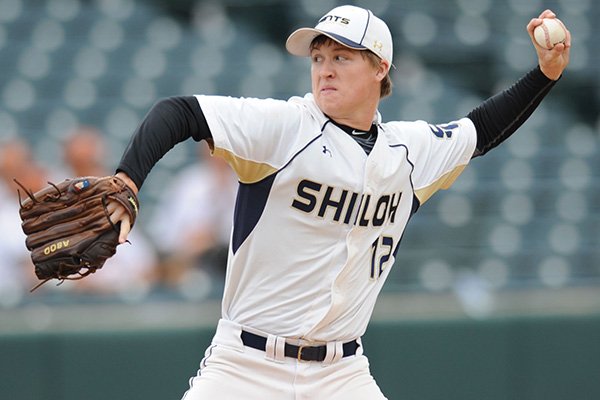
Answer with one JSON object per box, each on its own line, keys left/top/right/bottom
{"left": 16, "top": 175, "right": 139, "bottom": 290}
{"left": 527, "top": 9, "right": 571, "bottom": 81}
{"left": 109, "top": 172, "right": 139, "bottom": 244}
{"left": 107, "top": 201, "right": 132, "bottom": 244}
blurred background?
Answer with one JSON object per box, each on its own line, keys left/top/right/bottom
{"left": 0, "top": 0, "right": 599, "bottom": 399}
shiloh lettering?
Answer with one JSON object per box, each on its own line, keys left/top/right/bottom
{"left": 291, "top": 179, "right": 401, "bottom": 227}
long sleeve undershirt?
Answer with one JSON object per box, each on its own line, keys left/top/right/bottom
{"left": 116, "top": 96, "right": 210, "bottom": 189}
{"left": 468, "top": 65, "right": 557, "bottom": 157}
{"left": 116, "top": 66, "right": 558, "bottom": 189}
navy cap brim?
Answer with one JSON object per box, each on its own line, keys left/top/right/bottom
{"left": 286, "top": 28, "right": 366, "bottom": 57}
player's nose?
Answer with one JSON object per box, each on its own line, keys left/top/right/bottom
{"left": 317, "top": 61, "right": 335, "bottom": 78}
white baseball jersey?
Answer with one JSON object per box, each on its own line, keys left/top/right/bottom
{"left": 195, "top": 93, "right": 476, "bottom": 343}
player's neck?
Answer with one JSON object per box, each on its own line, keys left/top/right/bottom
{"left": 329, "top": 119, "right": 377, "bottom": 136}
{"left": 326, "top": 110, "right": 377, "bottom": 131}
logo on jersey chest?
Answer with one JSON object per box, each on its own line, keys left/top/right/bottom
{"left": 291, "top": 179, "right": 401, "bottom": 227}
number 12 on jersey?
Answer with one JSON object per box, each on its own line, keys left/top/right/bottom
{"left": 370, "top": 236, "right": 394, "bottom": 279}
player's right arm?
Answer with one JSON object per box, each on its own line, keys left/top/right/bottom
{"left": 467, "top": 65, "right": 557, "bottom": 158}
{"left": 467, "top": 9, "right": 570, "bottom": 157}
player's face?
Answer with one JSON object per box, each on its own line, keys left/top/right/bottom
{"left": 310, "top": 41, "right": 386, "bottom": 128}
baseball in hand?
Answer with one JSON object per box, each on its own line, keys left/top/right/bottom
{"left": 533, "top": 18, "right": 567, "bottom": 49}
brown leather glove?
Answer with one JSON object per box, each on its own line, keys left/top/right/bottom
{"left": 15, "top": 176, "right": 139, "bottom": 291}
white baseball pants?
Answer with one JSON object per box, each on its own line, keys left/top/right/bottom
{"left": 181, "top": 319, "right": 387, "bottom": 400}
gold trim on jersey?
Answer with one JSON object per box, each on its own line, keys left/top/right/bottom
{"left": 214, "top": 148, "right": 277, "bottom": 184}
{"left": 414, "top": 164, "right": 467, "bottom": 204}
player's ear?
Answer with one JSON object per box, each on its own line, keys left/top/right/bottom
{"left": 375, "top": 59, "right": 390, "bottom": 82}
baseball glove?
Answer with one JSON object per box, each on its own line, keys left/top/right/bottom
{"left": 14, "top": 176, "right": 139, "bottom": 291}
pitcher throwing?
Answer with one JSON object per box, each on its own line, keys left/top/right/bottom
{"left": 109, "top": 5, "right": 570, "bottom": 399}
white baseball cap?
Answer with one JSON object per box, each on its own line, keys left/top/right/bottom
{"left": 286, "top": 5, "right": 393, "bottom": 65}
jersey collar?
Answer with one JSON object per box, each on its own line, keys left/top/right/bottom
{"left": 291, "top": 93, "right": 383, "bottom": 128}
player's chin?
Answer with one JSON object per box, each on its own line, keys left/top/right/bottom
{"left": 315, "top": 93, "right": 342, "bottom": 113}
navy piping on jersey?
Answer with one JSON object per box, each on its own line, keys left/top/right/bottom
{"left": 320, "top": 119, "right": 332, "bottom": 132}
{"left": 231, "top": 133, "right": 323, "bottom": 254}
{"left": 231, "top": 117, "right": 380, "bottom": 254}
{"left": 388, "top": 142, "right": 419, "bottom": 257}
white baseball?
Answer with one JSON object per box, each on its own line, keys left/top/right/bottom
{"left": 533, "top": 18, "right": 567, "bottom": 50}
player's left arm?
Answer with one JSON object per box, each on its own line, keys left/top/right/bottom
{"left": 110, "top": 96, "right": 213, "bottom": 243}
{"left": 468, "top": 9, "right": 570, "bottom": 158}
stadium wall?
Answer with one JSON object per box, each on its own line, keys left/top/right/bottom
{"left": 2, "top": 314, "right": 599, "bottom": 400}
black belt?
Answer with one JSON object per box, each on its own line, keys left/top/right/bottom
{"left": 240, "top": 330, "right": 359, "bottom": 362}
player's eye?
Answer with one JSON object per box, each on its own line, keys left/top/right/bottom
{"left": 311, "top": 54, "right": 323, "bottom": 63}
{"left": 334, "top": 54, "right": 349, "bottom": 62}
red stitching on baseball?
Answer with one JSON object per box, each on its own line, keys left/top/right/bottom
{"left": 542, "top": 22, "right": 551, "bottom": 49}
{"left": 557, "top": 19, "right": 567, "bottom": 43}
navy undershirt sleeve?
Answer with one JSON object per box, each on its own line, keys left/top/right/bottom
{"left": 116, "top": 96, "right": 212, "bottom": 189}
{"left": 468, "top": 66, "right": 558, "bottom": 157}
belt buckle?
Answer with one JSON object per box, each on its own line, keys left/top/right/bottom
{"left": 297, "top": 345, "right": 306, "bottom": 361}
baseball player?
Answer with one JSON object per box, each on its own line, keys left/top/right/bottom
{"left": 108, "top": 5, "right": 570, "bottom": 399}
